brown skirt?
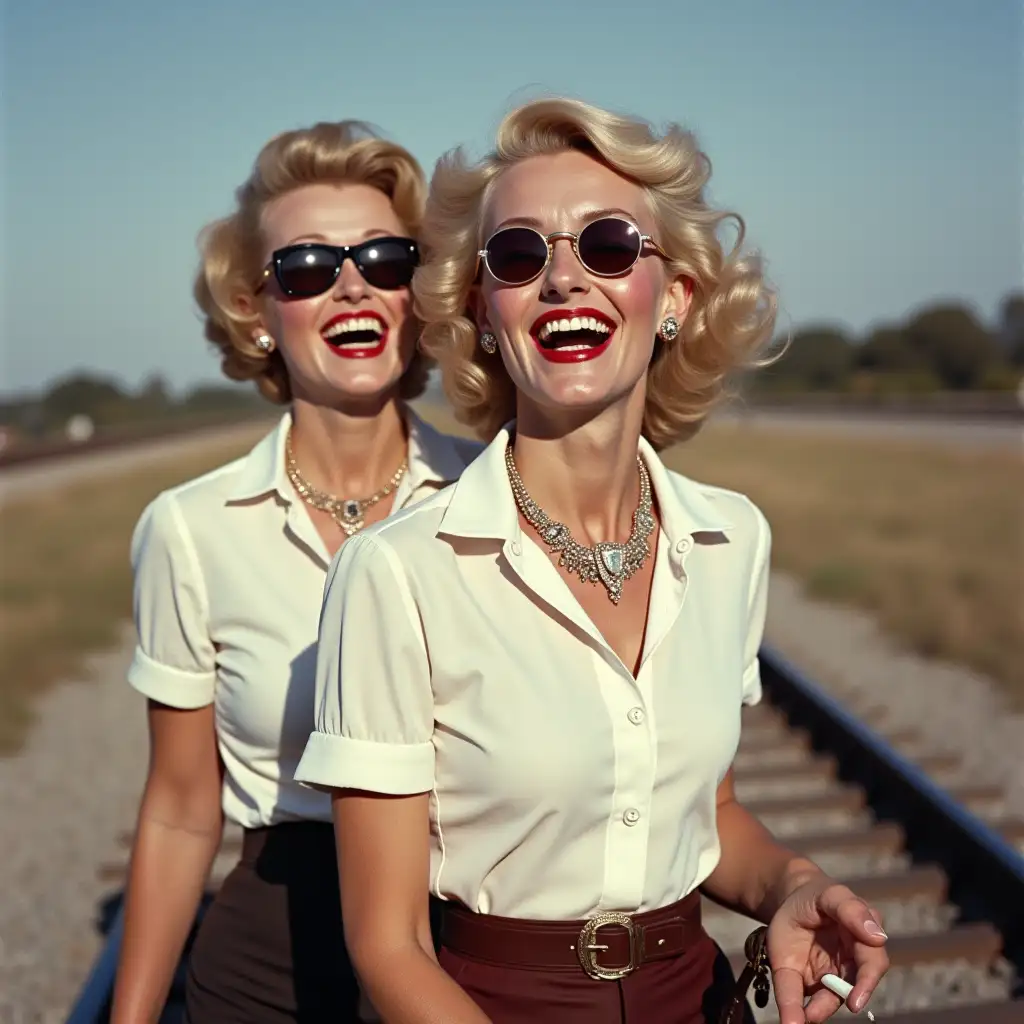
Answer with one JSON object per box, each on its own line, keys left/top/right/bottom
{"left": 184, "top": 821, "right": 361, "bottom": 1023}
{"left": 434, "top": 893, "right": 752, "bottom": 1024}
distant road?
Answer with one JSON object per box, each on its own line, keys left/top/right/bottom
{"left": 0, "top": 421, "right": 268, "bottom": 506}
{"left": 710, "top": 407, "right": 1022, "bottom": 450}
{"left": 1, "top": 405, "right": 1019, "bottom": 508}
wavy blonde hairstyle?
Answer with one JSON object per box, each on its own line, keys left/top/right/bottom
{"left": 195, "top": 121, "right": 431, "bottom": 404}
{"left": 414, "top": 98, "right": 777, "bottom": 448}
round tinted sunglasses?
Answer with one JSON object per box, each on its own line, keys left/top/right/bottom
{"left": 477, "top": 216, "right": 668, "bottom": 286}
{"left": 256, "top": 237, "right": 420, "bottom": 298}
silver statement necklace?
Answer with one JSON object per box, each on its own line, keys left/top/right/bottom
{"left": 285, "top": 429, "right": 408, "bottom": 537}
{"left": 504, "top": 442, "right": 655, "bottom": 604}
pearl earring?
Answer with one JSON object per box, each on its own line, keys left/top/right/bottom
{"left": 480, "top": 331, "right": 498, "bottom": 354}
{"left": 658, "top": 317, "right": 680, "bottom": 343}
{"left": 255, "top": 333, "right": 275, "bottom": 353}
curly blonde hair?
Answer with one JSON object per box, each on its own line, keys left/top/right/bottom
{"left": 414, "top": 98, "right": 777, "bottom": 448}
{"left": 195, "top": 121, "right": 431, "bottom": 404}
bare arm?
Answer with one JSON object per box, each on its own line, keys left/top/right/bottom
{"left": 111, "top": 701, "right": 224, "bottom": 1024}
{"left": 334, "top": 790, "right": 491, "bottom": 1024}
{"left": 699, "top": 768, "right": 823, "bottom": 922}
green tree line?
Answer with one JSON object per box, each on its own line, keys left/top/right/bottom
{"left": 0, "top": 374, "right": 267, "bottom": 439}
{"left": 751, "top": 292, "right": 1024, "bottom": 394}
{"left": 5, "top": 291, "right": 1023, "bottom": 436}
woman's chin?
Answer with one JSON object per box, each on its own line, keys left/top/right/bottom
{"left": 541, "top": 366, "right": 646, "bottom": 408}
{"left": 319, "top": 360, "right": 406, "bottom": 404}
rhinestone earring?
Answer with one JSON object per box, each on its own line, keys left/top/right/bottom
{"left": 658, "top": 316, "right": 680, "bottom": 343}
{"left": 255, "top": 333, "right": 275, "bottom": 353}
{"left": 480, "top": 331, "right": 498, "bottom": 354}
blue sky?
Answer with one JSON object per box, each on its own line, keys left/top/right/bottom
{"left": 3, "top": 0, "right": 1021, "bottom": 395}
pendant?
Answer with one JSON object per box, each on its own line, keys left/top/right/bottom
{"left": 335, "top": 499, "right": 364, "bottom": 537}
{"left": 594, "top": 542, "right": 628, "bottom": 604}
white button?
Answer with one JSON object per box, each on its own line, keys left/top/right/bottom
{"left": 675, "top": 538, "right": 691, "bottom": 554}
{"left": 510, "top": 541, "right": 522, "bottom": 556}
{"left": 623, "top": 807, "right": 641, "bottom": 826}
{"left": 627, "top": 707, "right": 645, "bottom": 725}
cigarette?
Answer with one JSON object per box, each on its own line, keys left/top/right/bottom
{"left": 820, "top": 973, "right": 876, "bottom": 1020}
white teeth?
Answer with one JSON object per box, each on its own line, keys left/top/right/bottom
{"left": 323, "top": 316, "right": 385, "bottom": 339}
{"left": 537, "top": 317, "right": 613, "bottom": 341}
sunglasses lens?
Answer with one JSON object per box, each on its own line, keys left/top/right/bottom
{"left": 578, "top": 218, "right": 643, "bottom": 276}
{"left": 276, "top": 246, "right": 340, "bottom": 297}
{"left": 485, "top": 228, "right": 549, "bottom": 284}
{"left": 358, "top": 239, "right": 419, "bottom": 290}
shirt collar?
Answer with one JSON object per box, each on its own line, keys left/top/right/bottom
{"left": 227, "top": 411, "right": 292, "bottom": 503}
{"left": 226, "top": 405, "right": 472, "bottom": 506}
{"left": 638, "top": 434, "right": 735, "bottom": 542}
{"left": 437, "top": 422, "right": 734, "bottom": 546}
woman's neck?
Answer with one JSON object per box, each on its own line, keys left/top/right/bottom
{"left": 511, "top": 386, "right": 647, "bottom": 546}
{"left": 289, "top": 392, "right": 408, "bottom": 498}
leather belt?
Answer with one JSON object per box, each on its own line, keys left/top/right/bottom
{"left": 436, "top": 891, "right": 703, "bottom": 981}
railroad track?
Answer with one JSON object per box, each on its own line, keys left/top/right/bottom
{"left": 67, "top": 647, "right": 1024, "bottom": 1022}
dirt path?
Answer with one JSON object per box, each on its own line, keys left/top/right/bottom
{"left": 0, "top": 421, "right": 270, "bottom": 507}
{"left": 0, "top": 634, "right": 147, "bottom": 1022}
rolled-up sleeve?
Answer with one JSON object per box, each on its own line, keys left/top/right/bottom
{"left": 741, "top": 505, "right": 772, "bottom": 706}
{"left": 127, "top": 494, "right": 217, "bottom": 708}
{"left": 295, "top": 533, "right": 435, "bottom": 795}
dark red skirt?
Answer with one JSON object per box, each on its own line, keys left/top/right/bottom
{"left": 434, "top": 893, "right": 753, "bottom": 1023}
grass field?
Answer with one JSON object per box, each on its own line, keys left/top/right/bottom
{"left": 0, "top": 408, "right": 1020, "bottom": 754}
{"left": 0, "top": 434, "right": 263, "bottom": 754}
{"left": 664, "top": 421, "right": 1022, "bottom": 702}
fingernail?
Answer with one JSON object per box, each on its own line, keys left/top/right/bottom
{"left": 865, "top": 920, "right": 887, "bottom": 938}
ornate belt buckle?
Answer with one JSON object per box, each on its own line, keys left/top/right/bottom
{"left": 577, "top": 911, "right": 640, "bottom": 981}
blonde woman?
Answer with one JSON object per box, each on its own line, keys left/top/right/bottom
{"left": 111, "top": 121, "right": 479, "bottom": 1024}
{"left": 297, "top": 100, "right": 889, "bottom": 1023}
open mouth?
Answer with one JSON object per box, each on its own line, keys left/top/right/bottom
{"left": 530, "top": 308, "right": 616, "bottom": 363}
{"left": 321, "top": 312, "right": 389, "bottom": 359}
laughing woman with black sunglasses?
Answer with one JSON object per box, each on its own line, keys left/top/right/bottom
{"left": 110, "top": 121, "right": 480, "bottom": 1024}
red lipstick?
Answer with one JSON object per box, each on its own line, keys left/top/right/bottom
{"left": 529, "top": 307, "right": 616, "bottom": 364}
{"left": 320, "top": 311, "right": 388, "bottom": 359}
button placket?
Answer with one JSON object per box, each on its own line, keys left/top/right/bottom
{"left": 637, "top": 532, "right": 692, "bottom": 673}
{"left": 592, "top": 650, "right": 656, "bottom": 910}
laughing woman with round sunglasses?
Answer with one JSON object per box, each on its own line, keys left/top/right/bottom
{"left": 297, "top": 99, "right": 890, "bottom": 1024}
{"left": 111, "top": 121, "right": 480, "bottom": 1024}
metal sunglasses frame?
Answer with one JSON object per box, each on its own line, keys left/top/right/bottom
{"left": 254, "top": 237, "right": 419, "bottom": 297}
{"left": 476, "top": 216, "right": 669, "bottom": 286}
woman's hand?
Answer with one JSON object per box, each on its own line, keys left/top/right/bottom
{"left": 766, "top": 875, "right": 889, "bottom": 1023}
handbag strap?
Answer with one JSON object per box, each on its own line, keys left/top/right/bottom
{"left": 719, "top": 926, "right": 770, "bottom": 1024}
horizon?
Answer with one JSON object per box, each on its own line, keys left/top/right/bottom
{"left": 2, "top": 287, "right": 1019, "bottom": 404}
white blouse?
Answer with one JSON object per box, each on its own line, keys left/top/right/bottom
{"left": 128, "top": 407, "right": 480, "bottom": 829}
{"left": 296, "top": 426, "right": 771, "bottom": 920}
